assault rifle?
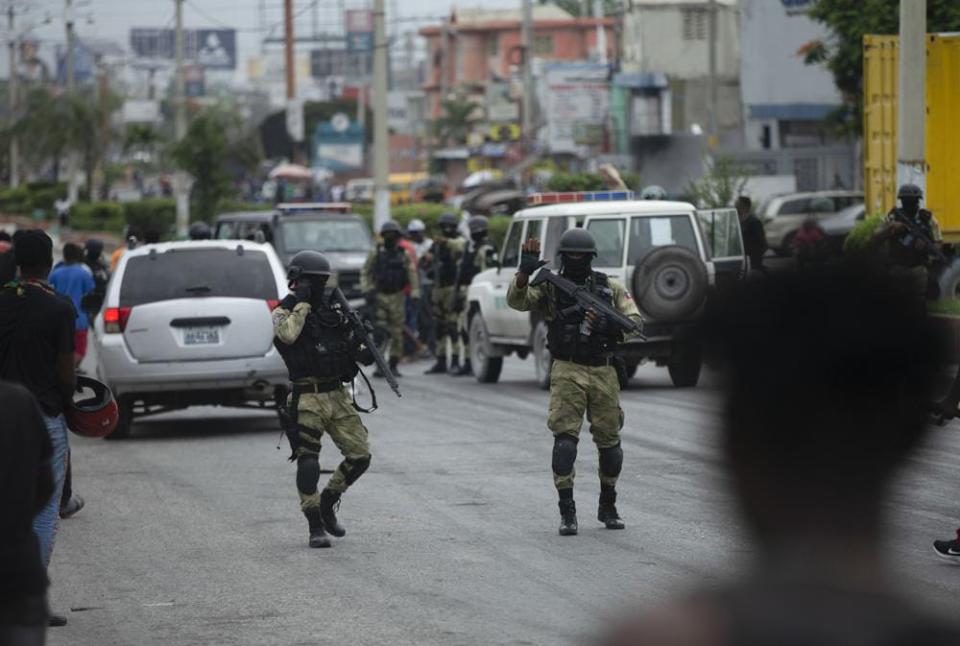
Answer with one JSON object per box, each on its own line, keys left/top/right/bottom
{"left": 332, "top": 287, "right": 401, "bottom": 399}
{"left": 890, "top": 210, "right": 948, "bottom": 264}
{"left": 530, "top": 268, "right": 646, "bottom": 341}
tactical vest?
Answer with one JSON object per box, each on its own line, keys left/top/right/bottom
{"left": 374, "top": 246, "right": 408, "bottom": 294}
{"left": 274, "top": 306, "right": 360, "bottom": 383}
{"left": 888, "top": 208, "right": 937, "bottom": 268}
{"left": 436, "top": 239, "right": 458, "bottom": 287}
{"left": 460, "top": 242, "right": 482, "bottom": 285}
{"left": 546, "top": 272, "right": 619, "bottom": 365}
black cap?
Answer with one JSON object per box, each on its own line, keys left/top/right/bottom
{"left": 13, "top": 229, "right": 53, "bottom": 269}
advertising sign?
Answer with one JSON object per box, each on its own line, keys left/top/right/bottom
{"left": 542, "top": 62, "right": 610, "bottom": 155}
{"left": 313, "top": 115, "right": 365, "bottom": 172}
{"left": 130, "top": 28, "right": 237, "bottom": 69}
{"left": 345, "top": 10, "right": 374, "bottom": 32}
{"left": 310, "top": 48, "right": 371, "bottom": 78}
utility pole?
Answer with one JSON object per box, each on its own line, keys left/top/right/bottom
{"left": 521, "top": 0, "right": 533, "bottom": 155}
{"left": 65, "top": 0, "right": 75, "bottom": 91}
{"left": 174, "top": 0, "right": 190, "bottom": 237}
{"left": 439, "top": 20, "right": 450, "bottom": 107}
{"left": 7, "top": 4, "right": 18, "bottom": 188}
{"left": 897, "top": 0, "right": 926, "bottom": 191}
{"left": 284, "top": 0, "right": 295, "bottom": 101}
{"left": 707, "top": 0, "right": 718, "bottom": 148}
{"left": 372, "top": 0, "right": 389, "bottom": 230}
{"left": 592, "top": 0, "right": 606, "bottom": 63}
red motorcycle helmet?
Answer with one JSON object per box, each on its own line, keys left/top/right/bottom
{"left": 66, "top": 376, "right": 119, "bottom": 438}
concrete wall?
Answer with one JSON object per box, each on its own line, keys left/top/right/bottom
{"left": 622, "top": 3, "right": 740, "bottom": 79}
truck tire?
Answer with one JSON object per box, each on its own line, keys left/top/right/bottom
{"left": 469, "top": 312, "right": 503, "bottom": 384}
{"left": 632, "top": 246, "right": 708, "bottom": 322}
{"left": 104, "top": 395, "right": 134, "bottom": 440}
{"left": 668, "top": 345, "right": 702, "bottom": 388}
{"left": 533, "top": 320, "right": 552, "bottom": 390}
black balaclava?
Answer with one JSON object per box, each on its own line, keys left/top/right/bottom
{"left": 561, "top": 253, "right": 592, "bottom": 283}
{"left": 901, "top": 197, "right": 921, "bottom": 218}
{"left": 470, "top": 231, "right": 486, "bottom": 244}
{"left": 383, "top": 233, "right": 399, "bottom": 250}
{"left": 305, "top": 275, "right": 330, "bottom": 310}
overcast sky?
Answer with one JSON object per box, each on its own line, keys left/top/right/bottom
{"left": 11, "top": 0, "right": 521, "bottom": 83}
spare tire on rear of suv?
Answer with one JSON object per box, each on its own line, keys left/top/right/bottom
{"left": 632, "top": 245, "right": 708, "bottom": 321}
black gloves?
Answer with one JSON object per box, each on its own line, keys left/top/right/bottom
{"left": 519, "top": 251, "right": 546, "bottom": 276}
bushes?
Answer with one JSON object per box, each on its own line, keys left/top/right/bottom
{"left": 72, "top": 202, "right": 125, "bottom": 233}
{"left": 124, "top": 199, "right": 176, "bottom": 236}
{"left": 487, "top": 215, "right": 511, "bottom": 250}
{"left": 71, "top": 199, "right": 175, "bottom": 236}
{"left": 843, "top": 213, "right": 885, "bottom": 257}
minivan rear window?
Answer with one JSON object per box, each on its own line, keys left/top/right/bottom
{"left": 120, "top": 248, "right": 277, "bottom": 307}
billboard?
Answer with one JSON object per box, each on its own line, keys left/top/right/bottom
{"left": 313, "top": 114, "right": 365, "bottom": 172}
{"left": 129, "top": 28, "right": 237, "bottom": 69}
{"left": 310, "top": 48, "right": 371, "bottom": 78}
{"left": 542, "top": 62, "right": 610, "bottom": 155}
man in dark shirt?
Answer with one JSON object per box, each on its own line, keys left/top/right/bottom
{"left": 0, "top": 229, "right": 75, "bottom": 628}
{"left": 0, "top": 381, "right": 54, "bottom": 644}
{"left": 736, "top": 196, "right": 768, "bottom": 272}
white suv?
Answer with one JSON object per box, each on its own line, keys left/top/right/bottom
{"left": 465, "top": 194, "right": 745, "bottom": 388}
{"left": 92, "top": 240, "right": 290, "bottom": 437}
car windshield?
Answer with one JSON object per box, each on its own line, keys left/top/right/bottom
{"left": 119, "top": 248, "right": 277, "bottom": 307}
{"left": 280, "top": 219, "right": 371, "bottom": 253}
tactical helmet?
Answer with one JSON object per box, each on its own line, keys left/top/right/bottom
{"left": 66, "top": 376, "right": 119, "bottom": 438}
{"left": 438, "top": 213, "right": 459, "bottom": 227}
{"left": 188, "top": 221, "right": 212, "bottom": 240}
{"left": 640, "top": 185, "right": 667, "bottom": 200}
{"left": 467, "top": 216, "right": 489, "bottom": 234}
{"left": 557, "top": 228, "right": 597, "bottom": 256}
{"left": 287, "top": 250, "right": 331, "bottom": 281}
{"left": 897, "top": 184, "right": 923, "bottom": 200}
{"left": 380, "top": 220, "right": 402, "bottom": 236}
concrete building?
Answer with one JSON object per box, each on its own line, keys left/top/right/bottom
{"left": 739, "top": 0, "right": 844, "bottom": 150}
{"left": 621, "top": 0, "right": 741, "bottom": 134}
{"left": 419, "top": 5, "right": 617, "bottom": 120}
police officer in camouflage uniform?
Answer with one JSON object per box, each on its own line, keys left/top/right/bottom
{"left": 872, "top": 183, "right": 943, "bottom": 299}
{"left": 273, "top": 251, "right": 374, "bottom": 548}
{"left": 361, "top": 220, "right": 420, "bottom": 377}
{"left": 451, "top": 216, "right": 499, "bottom": 377}
{"left": 507, "top": 229, "right": 642, "bottom": 536}
{"left": 424, "top": 213, "right": 466, "bottom": 374}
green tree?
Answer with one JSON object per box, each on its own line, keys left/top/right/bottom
{"left": 170, "top": 106, "right": 262, "bottom": 221}
{"left": 433, "top": 96, "right": 481, "bottom": 146}
{"left": 803, "top": 0, "right": 960, "bottom": 135}
{"left": 685, "top": 156, "right": 747, "bottom": 209}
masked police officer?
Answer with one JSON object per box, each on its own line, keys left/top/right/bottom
{"left": 507, "top": 229, "right": 642, "bottom": 536}
{"left": 451, "top": 216, "right": 499, "bottom": 377}
{"left": 872, "top": 183, "right": 943, "bottom": 298}
{"left": 423, "top": 213, "right": 465, "bottom": 374}
{"left": 273, "top": 251, "right": 374, "bottom": 548}
{"left": 361, "top": 220, "right": 420, "bottom": 377}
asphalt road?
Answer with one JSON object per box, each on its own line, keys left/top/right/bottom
{"left": 49, "top": 357, "right": 960, "bottom": 646}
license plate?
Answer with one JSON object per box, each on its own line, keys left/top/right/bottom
{"left": 184, "top": 327, "right": 220, "bottom": 345}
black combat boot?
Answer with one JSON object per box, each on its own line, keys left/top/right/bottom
{"left": 451, "top": 358, "right": 472, "bottom": 377}
{"left": 319, "top": 489, "right": 346, "bottom": 537}
{"left": 389, "top": 356, "right": 402, "bottom": 378}
{"left": 304, "top": 508, "right": 331, "bottom": 548}
{"left": 558, "top": 498, "right": 578, "bottom": 536}
{"left": 449, "top": 354, "right": 461, "bottom": 374}
{"left": 598, "top": 486, "right": 625, "bottom": 530}
{"left": 424, "top": 355, "right": 447, "bottom": 374}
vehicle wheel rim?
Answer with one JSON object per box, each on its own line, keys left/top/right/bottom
{"left": 655, "top": 265, "right": 689, "bottom": 301}
{"left": 472, "top": 319, "right": 487, "bottom": 366}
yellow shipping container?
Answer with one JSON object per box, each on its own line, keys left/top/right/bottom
{"left": 864, "top": 34, "right": 960, "bottom": 241}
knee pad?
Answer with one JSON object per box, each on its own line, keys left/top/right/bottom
{"left": 598, "top": 443, "right": 623, "bottom": 479}
{"left": 344, "top": 454, "right": 371, "bottom": 486}
{"left": 296, "top": 453, "right": 320, "bottom": 494}
{"left": 552, "top": 435, "right": 578, "bottom": 476}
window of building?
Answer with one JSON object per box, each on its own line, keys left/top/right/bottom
{"left": 682, "top": 9, "right": 708, "bottom": 41}
{"left": 533, "top": 34, "right": 554, "bottom": 55}
{"left": 488, "top": 35, "right": 499, "bottom": 57}
{"left": 630, "top": 93, "right": 663, "bottom": 136}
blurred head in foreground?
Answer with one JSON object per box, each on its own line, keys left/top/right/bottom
{"left": 605, "top": 266, "right": 956, "bottom": 646}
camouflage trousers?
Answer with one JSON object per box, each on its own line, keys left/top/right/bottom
{"left": 455, "top": 287, "right": 471, "bottom": 360}
{"left": 291, "top": 387, "right": 371, "bottom": 510}
{"left": 431, "top": 285, "right": 464, "bottom": 358}
{"left": 547, "top": 360, "right": 624, "bottom": 490}
{"left": 374, "top": 291, "right": 406, "bottom": 360}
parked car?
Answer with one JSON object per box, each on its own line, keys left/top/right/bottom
{"left": 91, "top": 240, "right": 290, "bottom": 438}
{"left": 759, "top": 190, "right": 863, "bottom": 255}
{"left": 820, "top": 203, "right": 867, "bottom": 253}
{"left": 214, "top": 203, "right": 371, "bottom": 306}
{"left": 465, "top": 192, "right": 746, "bottom": 388}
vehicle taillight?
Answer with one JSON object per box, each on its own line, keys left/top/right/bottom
{"left": 103, "top": 307, "right": 132, "bottom": 333}
{"left": 266, "top": 299, "right": 280, "bottom": 311}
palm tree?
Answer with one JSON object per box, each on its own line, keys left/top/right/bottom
{"left": 433, "top": 96, "right": 481, "bottom": 146}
